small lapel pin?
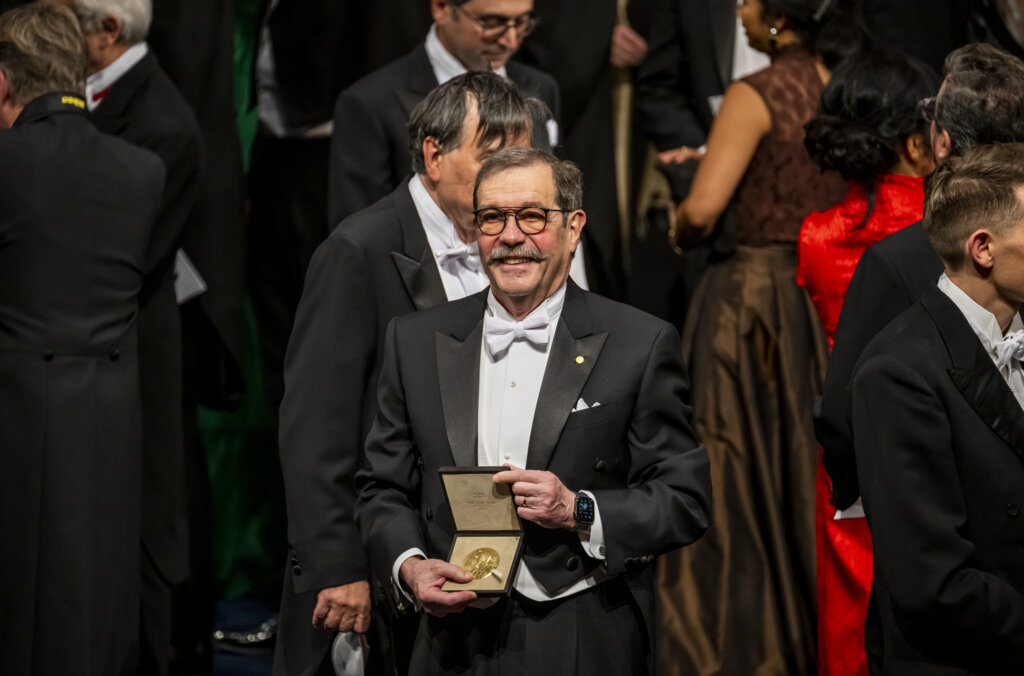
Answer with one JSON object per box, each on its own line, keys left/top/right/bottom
{"left": 575, "top": 355, "right": 584, "bottom": 364}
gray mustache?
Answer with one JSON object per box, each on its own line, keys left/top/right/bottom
{"left": 486, "top": 244, "right": 545, "bottom": 264}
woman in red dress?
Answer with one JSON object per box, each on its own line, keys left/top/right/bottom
{"left": 798, "top": 50, "right": 938, "bottom": 676}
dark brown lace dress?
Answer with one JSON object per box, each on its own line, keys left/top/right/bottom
{"left": 656, "top": 46, "right": 846, "bottom": 676}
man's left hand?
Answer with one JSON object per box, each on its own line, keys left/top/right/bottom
{"left": 494, "top": 466, "right": 575, "bottom": 530}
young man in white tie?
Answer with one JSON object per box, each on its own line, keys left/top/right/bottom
{"left": 356, "top": 147, "right": 711, "bottom": 675}
{"left": 852, "top": 142, "right": 1024, "bottom": 673}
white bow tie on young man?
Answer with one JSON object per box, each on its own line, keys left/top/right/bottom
{"left": 993, "top": 329, "right": 1024, "bottom": 372}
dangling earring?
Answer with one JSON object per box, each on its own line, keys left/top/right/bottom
{"left": 768, "top": 26, "right": 778, "bottom": 51}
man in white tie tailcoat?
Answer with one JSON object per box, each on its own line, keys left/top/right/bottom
{"left": 852, "top": 142, "right": 1024, "bottom": 673}
{"left": 355, "top": 147, "right": 712, "bottom": 675}
{"left": 275, "top": 71, "right": 540, "bottom": 676}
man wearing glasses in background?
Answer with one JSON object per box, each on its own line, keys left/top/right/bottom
{"left": 328, "top": 0, "right": 560, "bottom": 228}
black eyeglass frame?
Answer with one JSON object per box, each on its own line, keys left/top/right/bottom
{"left": 456, "top": 7, "right": 539, "bottom": 38}
{"left": 473, "top": 206, "right": 570, "bottom": 236}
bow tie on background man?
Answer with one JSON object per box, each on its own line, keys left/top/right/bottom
{"left": 484, "top": 313, "right": 550, "bottom": 357}
{"left": 993, "top": 329, "right": 1024, "bottom": 372}
{"left": 436, "top": 241, "right": 481, "bottom": 272}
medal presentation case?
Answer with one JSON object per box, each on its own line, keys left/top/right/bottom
{"left": 439, "top": 466, "right": 523, "bottom": 596}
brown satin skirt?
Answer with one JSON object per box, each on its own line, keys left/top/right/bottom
{"left": 656, "top": 245, "right": 827, "bottom": 676}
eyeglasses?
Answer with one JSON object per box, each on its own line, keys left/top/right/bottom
{"left": 919, "top": 96, "right": 938, "bottom": 124}
{"left": 457, "top": 8, "right": 538, "bottom": 39}
{"left": 474, "top": 206, "right": 568, "bottom": 235}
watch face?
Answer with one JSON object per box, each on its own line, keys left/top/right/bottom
{"left": 575, "top": 494, "right": 595, "bottom": 524}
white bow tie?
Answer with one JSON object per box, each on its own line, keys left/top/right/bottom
{"left": 484, "top": 313, "right": 550, "bottom": 356}
{"left": 993, "top": 329, "right": 1024, "bottom": 372}
{"left": 436, "top": 242, "right": 480, "bottom": 271}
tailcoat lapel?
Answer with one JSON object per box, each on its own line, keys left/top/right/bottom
{"left": 923, "top": 288, "right": 1024, "bottom": 462}
{"left": 436, "top": 292, "right": 489, "bottom": 467}
{"left": 527, "top": 282, "right": 608, "bottom": 470}
{"left": 390, "top": 179, "right": 447, "bottom": 311}
{"left": 396, "top": 44, "right": 439, "bottom": 118}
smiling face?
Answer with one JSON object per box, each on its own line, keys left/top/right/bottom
{"left": 433, "top": 0, "right": 534, "bottom": 70}
{"left": 475, "top": 162, "right": 584, "bottom": 319}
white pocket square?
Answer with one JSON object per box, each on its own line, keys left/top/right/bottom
{"left": 571, "top": 398, "right": 600, "bottom": 413}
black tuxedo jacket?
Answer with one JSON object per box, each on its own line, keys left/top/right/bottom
{"left": 355, "top": 282, "right": 711, "bottom": 643}
{"left": 327, "top": 43, "right": 561, "bottom": 227}
{"left": 817, "top": 221, "right": 944, "bottom": 509}
{"left": 275, "top": 180, "right": 447, "bottom": 675}
{"left": 635, "top": 0, "right": 735, "bottom": 152}
{"left": 0, "top": 93, "right": 163, "bottom": 675}
{"left": 852, "top": 287, "right": 1024, "bottom": 674}
{"left": 91, "top": 50, "right": 204, "bottom": 583}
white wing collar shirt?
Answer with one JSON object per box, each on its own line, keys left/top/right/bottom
{"left": 938, "top": 273, "right": 1024, "bottom": 412}
{"left": 85, "top": 41, "right": 148, "bottom": 111}
{"left": 408, "top": 174, "right": 489, "bottom": 301}
{"left": 478, "top": 283, "right": 609, "bottom": 601}
{"left": 425, "top": 23, "right": 507, "bottom": 85}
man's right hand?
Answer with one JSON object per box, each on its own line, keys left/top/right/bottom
{"left": 311, "top": 580, "right": 371, "bottom": 633}
{"left": 399, "top": 556, "right": 476, "bottom": 617}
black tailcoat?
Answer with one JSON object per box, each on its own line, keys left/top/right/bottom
{"left": 853, "top": 287, "right": 1024, "bottom": 673}
{"left": 0, "top": 94, "right": 163, "bottom": 675}
{"left": 90, "top": 50, "right": 204, "bottom": 585}
{"left": 274, "top": 180, "right": 447, "bottom": 676}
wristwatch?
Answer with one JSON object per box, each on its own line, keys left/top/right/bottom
{"left": 573, "top": 492, "right": 595, "bottom": 532}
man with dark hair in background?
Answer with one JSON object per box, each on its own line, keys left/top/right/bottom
{"left": 818, "top": 42, "right": 1024, "bottom": 517}
{"left": 275, "top": 72, "right": 534, "bottom": 676}
{"left": 0, "top": 3, "right": 164, "bottom": 673}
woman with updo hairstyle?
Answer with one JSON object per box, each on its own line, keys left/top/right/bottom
{"left": 797, "top": 49, "right": 938, "bottom": 676}
{"left": 658, "top": 0, "right": 859, "bottom": 673}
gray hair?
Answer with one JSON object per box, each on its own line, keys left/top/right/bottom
{"left": 72, "top": 0, "right": 151, "bottom": 44}
{"left": 937, "top": 43, "right": 1024, "bottom": 153}
{"left": 473, "top": 147, "right": 584, "bottom": 214}
{"left": 407, "top": 71, "right": 531, "bottom": 175}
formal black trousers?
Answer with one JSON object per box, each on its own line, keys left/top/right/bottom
{"left": 409, "top": 578, "right": 648, "bottom": 676}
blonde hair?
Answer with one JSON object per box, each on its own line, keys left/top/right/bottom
{"left": 0, "top": 3, "right": 87, "bottom": 105}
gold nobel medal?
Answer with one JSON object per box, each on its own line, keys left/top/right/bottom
{"left": 462, "top": 547, "right": 501, "bottom": 580}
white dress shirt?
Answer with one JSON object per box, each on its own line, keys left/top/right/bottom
{"left": 938, "top": 273, "right": 1024, "bottom": 411}
{"left": 408, "top": 175, "right": 490, "bottom": 300}
{"left": 393, "top": 283, "right": 609, "bottom": 603}
{"left": 85, "top": 42, "right": 149, "bottom": 111}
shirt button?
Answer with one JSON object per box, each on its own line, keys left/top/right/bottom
{"left": 510, "top": 381, "right": 516, "bottom": 388}
{"left": 504, "top": 453, "right": 510, "bottom": 460}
